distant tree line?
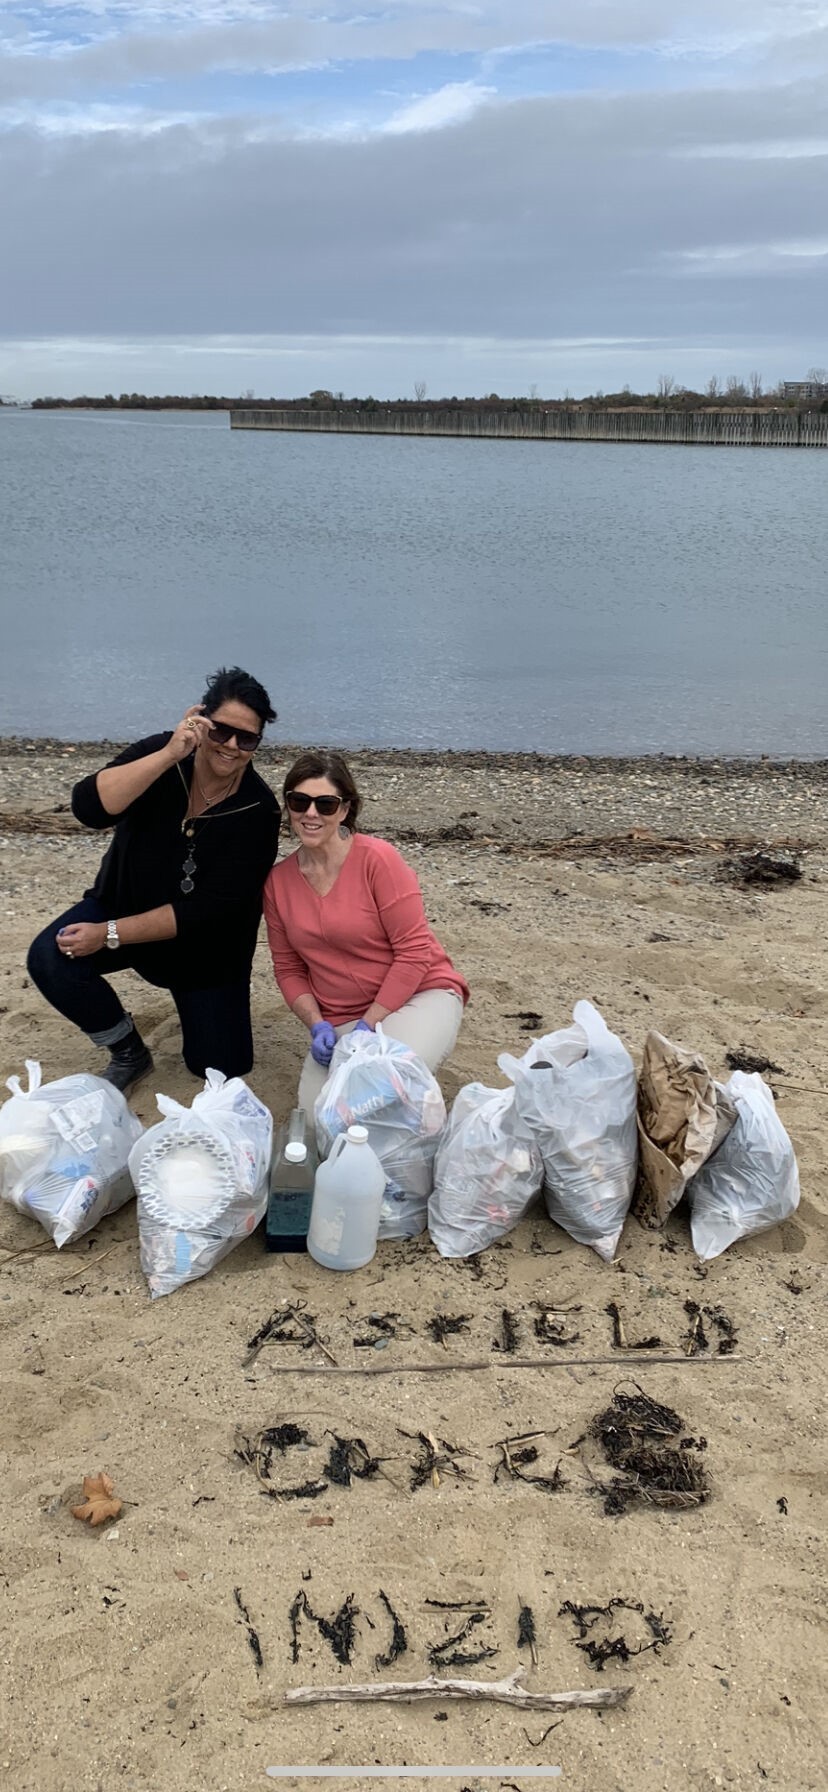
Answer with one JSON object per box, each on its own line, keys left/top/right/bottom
{"left": 29, "top": 393, "right": 243, "bottom": 410}
{"left": 22, "top": 375, "right": 828, "bottom": 414}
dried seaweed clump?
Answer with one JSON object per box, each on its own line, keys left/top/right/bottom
{"left": 374, "top": 1589, "right": 409, "bottom": 1670}
{"left": 725, "top": 1049, "right": 784, "bottom": 1076}
{"left": 401, "top": 1428, "right": 474, "bottom": 1492}
{"left": 233, "top": 1587, "right": 264, "bottom": 1671}
{"left": 428, "top": 1608, "right": 498, "bottom": 1670}
{"left": 353, "top": 1311, "right": 410, "bottom": 1348}
{"left": 244, "top": 1302, "right": 325, "bottom": 1363}
{"left": 324, "top": 1433, "right": 381, "bottom": 1487}
{"left": 493, "top": 1431, "right": 565, "bottom": 1495}
{"left": 517, "top": 1602, "right": 538, "bottom": 1667}
{"left": 532, "top": 1303, "right": 580, "bottom": 1347}
{"left": 492, "top": 1308, "right": 521, "bottom": 1354}
{"left": 234, "top": 1424, "right": 328, "bottom": 1501}
{"left": 590, "top": 1385, "right": 710, "bottom": 1515}
{"left": 719, "top": 851, "right": 802, "bottom": 889}
{"left": 684, "top": 1300, "right": 739, "bottom": 1357}
{"left": 427, "top": 1312, "right": 472, "bottom": 1347}
{"left": 559, "top": 1598, "right": 673, "bottom": 1671}
{"left": 605, "top": 1301, "right": 661, "bottom": 1352}
{"left": 289, "top": 1589, "right": 359, "bottom": 1665}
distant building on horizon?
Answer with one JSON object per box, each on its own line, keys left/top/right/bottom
{"left": 783, "top": 379, "right": 828, "bottom": 402}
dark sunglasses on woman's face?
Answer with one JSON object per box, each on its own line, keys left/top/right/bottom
{"left": 207, "top": 720, "right": 262, "bottom": 753}
{"left": 285, "top": 791, "right": 344, "bottom": 816}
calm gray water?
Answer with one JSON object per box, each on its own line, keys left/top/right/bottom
{"left": 1, "top": 407, "right": 825, "bottom": 754}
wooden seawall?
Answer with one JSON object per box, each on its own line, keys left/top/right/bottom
{"left": 229, "top": 406, "right": 828, "bottom": 448}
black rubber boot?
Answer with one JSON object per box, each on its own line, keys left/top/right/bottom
{"left": 101, "top": 1026, "right": 153, "bottom": 1095}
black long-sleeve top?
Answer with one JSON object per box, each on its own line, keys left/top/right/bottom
{"left": 72, "top": 734, "right": 281, "bottom": 989}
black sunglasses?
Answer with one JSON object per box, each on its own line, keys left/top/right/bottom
{"left": 207, "top": 720, "right": 262, "bottom": 753}
{"left": 285, "top": 791, "right": 344, "bottom": 817}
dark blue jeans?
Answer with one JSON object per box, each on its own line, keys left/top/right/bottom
{"left": 27, "top": 898, "right": 254, "bottom": 1078}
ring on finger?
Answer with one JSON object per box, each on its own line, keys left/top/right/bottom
{"left": 65, "top": 948, "right": 74, "bottom": 958}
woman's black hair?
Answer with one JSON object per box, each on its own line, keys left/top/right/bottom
{"left": 201, "top": 666, "right": 277, "bottom": 728}
{"left": 283, "top": 751, "right": 362, "bottom": 832}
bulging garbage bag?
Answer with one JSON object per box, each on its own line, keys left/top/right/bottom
{"left": 0, "top": 1059, "right": 142, "bottom": 1248}
{"left": 315, "top": 1027, "right": 446, "bottom": 1239}
{"left": 687, "top": 1070, "right": 799, "bottom": 1261}
{"left": 130, "top": 1069, "right": 272, "bottom": 1297}
{"left": 499, "top": 1001, "right": 638, "bottom": 1261}
{"left": 429, "top": 1082, "right": 543, "bottom": 1258}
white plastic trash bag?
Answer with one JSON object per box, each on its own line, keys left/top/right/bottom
{"left": 429, "top": 1082, "right": 543, "bottom": 1258}
{"left": 0, "top": 1059, "right": 142, "bottom": 1248}
{"left": 499, "top": 1001, "right": 638, "bottom": 1261}
{"left": 130, "top": 1069, "right": 272, "bottom": 1297}
{"left": 315, "top": 1027, "right": 446, "bottom": 1239}
{"left": 687, "top": 1070, "right": 800, "bottom": 1261}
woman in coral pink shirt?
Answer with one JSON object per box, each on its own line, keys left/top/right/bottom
{"left": 263, "top": 751, "right": 469, "bottom": 1116}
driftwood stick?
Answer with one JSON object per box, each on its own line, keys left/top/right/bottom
{"left": 258, "top": 1354, "right": 742, "bottom": 1377}
{"left": 289, "top": 1305, "right": 339, "bottom": 1368}
{"left": 58, "top": 1244, "right": 119, "bottom": 1283}
{"left": 0, "top": 1238, "right": 53, "bottom": 1261}
{"left": 284, "top": 1669, "right": 631, "bottom": 1711}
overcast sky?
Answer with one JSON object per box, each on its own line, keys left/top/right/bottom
{"left": 1, "top": 0, "right": 826, "bottom": 399}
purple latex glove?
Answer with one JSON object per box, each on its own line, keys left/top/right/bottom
{"left": 310, "top": 1020, "right": 337, "bottom": 1066}
{"left": 353, "top": 1018, "right": 375, "bottom": 1035}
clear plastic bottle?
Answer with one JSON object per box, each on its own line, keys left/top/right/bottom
{"left": 307, "top": 1124, "right": 386, "bottom": 1271}
{"left": 265, "top": 1109, "right": 317, "bottom": 1253}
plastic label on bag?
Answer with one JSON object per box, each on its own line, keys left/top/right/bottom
{"left": 51, "top": 1091, "right": 108, "bottom": 1155}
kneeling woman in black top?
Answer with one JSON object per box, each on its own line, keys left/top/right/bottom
{"left": 27, "top": 666, "right": 280, "bottom": 1092}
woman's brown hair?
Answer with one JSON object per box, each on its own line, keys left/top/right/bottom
{"left": 282, "top": 751, "right": 362, "bottom": 833}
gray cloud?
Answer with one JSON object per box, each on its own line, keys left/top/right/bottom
{"left": 1, "top": 77, "right": 826, "bottom": 360}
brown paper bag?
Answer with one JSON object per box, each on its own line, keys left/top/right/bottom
{"left": 633, "top": 1030, "right": 737, "bottom": 1228}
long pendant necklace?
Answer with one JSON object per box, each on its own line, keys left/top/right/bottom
{"left": 180, "top": 758, "right": 239, "bottom": 894}
{"left": 181, "top": 826, "right": 199, "bottom": 894}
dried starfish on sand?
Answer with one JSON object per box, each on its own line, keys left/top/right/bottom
{"left": 71, "top": 1471, "right": 123, "bottom": 1526}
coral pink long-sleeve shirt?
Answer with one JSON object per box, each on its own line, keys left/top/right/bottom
{"left": 263, "top": 834, "right": 469, "bottom": 1028}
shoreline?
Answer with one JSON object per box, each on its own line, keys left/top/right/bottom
{"left": 3, "top": 744, "right": 827, "bottom": 852}
{"left": 2, "top": 736, "right": 828, "bottom": 774}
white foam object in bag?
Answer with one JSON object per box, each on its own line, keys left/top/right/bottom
{"left": 315, "top": 1027, "right": 446, "bottom": 1238}
{"left": 129, "top": 1069, "right": 272, "bottom": 1297}
{"left": 499, "top": 1000, "right": 638, "bottom": 1261}
{"left": 687, "top": 1070, "right": 800, "bottom": 1261}
{"left": 429, "top": 1082, "right": 543, "bottom": 1258}
{"left": 0, "top": 1059, "right": 142, "bottom": 1248}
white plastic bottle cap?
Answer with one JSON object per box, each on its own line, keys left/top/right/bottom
{"left": 346, "top": 1124, "right": 369, "bottom": 1144}
{"left": 284, "top": 1141, "right": 308, "bottom": 1164}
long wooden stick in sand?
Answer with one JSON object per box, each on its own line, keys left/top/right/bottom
{"left": 259, "top": 1354, "right": 741, "bottom": 1376}
{"left": 283, "top": 1670, "right": 631, "bottom": 1712}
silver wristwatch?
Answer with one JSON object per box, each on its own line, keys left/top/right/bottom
{"left": 106, "top": 920, "right": 120, "bottom": 951}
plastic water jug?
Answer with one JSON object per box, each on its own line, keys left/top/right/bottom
{"left": 307, "top": 1124, "right": 386, "bottom": 1271}
{"left": 266, "top": 1109, "right": 317, "bottom": 1252}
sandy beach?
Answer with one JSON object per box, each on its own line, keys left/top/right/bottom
{"left": 1, "top": 744, "right": 826, "bottom": 1792}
